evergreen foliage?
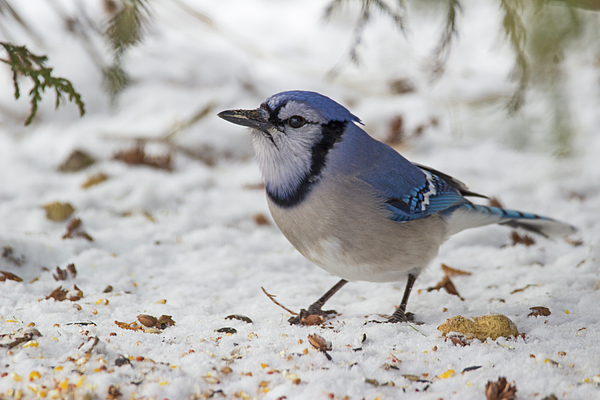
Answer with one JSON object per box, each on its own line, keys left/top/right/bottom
{"left": 0, "top": 42, "right": 85, "bottom": 125}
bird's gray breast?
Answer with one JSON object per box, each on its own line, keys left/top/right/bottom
{"left": 266, "top": 172, "right": 448, "bottom": 283}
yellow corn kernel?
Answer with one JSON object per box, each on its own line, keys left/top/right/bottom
{"left": 439, "top": 369, "right": 455, "bottom": 379}
{"left": 29, "top": 371, "right": 41, "bottom": 381}
{"left": 58, "top": 379, "right": 69, "bottom": 390}
{"left": 10, "top": 372, "right": 23, "bottom": 381}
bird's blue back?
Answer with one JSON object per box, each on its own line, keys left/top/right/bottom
{"left": 329, "top": 123, "right": 468, "bottom": 221}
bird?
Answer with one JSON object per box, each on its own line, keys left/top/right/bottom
{"left": 218, "top": 90, "right": 576, "bottom": 325}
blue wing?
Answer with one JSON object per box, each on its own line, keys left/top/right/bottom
{"left": 383, "top": 167, "right": 472, "bottom": 222}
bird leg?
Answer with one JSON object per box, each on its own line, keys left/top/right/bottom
{"left": 288, "top": 279, "right": 348, "bottom": 325}
{"left": 387, "top": 273, "right": 417, "bottom": 323}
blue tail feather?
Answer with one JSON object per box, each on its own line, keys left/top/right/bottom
{"left": 444, "top": 203, "right": 576, "bottom": 238}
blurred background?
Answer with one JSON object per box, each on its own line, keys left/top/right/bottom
{"left": 2, "top": 0, "right": 599, "bottom": 162}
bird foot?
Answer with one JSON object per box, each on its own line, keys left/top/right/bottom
{"left": 387, "top": 311, "right": 416, "bottom": 323}
{"left": 288, "top": 304, "right": 338, "bottom": 325}
{"left": 365, "top": 311, "right": 417, "bottom": 325}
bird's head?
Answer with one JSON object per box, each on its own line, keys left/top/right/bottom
{"left": 218, "top": 91, "right": 360, "bottom": 207}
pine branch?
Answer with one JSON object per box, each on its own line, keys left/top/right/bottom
{"left": 430, "top": 0, "right": 461, "bottom": 80}
{"left": 103, "top": 0, "right": 151, "bottom": 102}
{"left": 500, "top": 0, "right": 529, "bottom": 113}
{"left": 324, "top": 0, "right": 406, "bottom": 80}
{"left": 0, "top": 42, "right": 85, "bottom": 125}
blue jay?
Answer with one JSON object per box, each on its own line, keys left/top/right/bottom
{"left": 218, "top": 91, "right": 576, "bottom": 324}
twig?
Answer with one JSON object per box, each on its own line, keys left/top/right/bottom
{"left": 261, "top": 286, "right": 297, "bottom": 315}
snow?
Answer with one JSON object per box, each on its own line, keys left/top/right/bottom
{"left": 1, "top": 1, "right": 599, "bottom": 399}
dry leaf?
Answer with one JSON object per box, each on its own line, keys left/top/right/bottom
{"left": 43, "top": 202, "right": 75, "bottom": 221}
{"left": 45, "top": 285, "right": 83, "bottom": 302}
{"left": 511, "top": 284, "right": 539, "bottom": 294}
{"left": 113, "top": 145, "right": 172, "bottom": 170}
{"left": 253, "top": 213, "right": 271, "bottom": 226}
{"left": 2, "top": 246, "right": 25, "bottom": 266}
{"left": 62, "top": 218, "right": 93, "bottom": 241}
{"left": 58, "top": 149, "right": 95, "bottom": 172}
{"left": 528, "top": 306, "right": 551, "bottom": 317}
{"left": 81, "top": 172, "right": 109, "bottom": 189}
{"left": 384, "top": 115, "right": 405, "bottom": 146}
{"left": 53, "top": 266, "right": 68, "bottom": 281}
{"left": 427, "top": 275, "right": 463, "bottom": 299}
{"left": 389, "top": 78, "right": 415, "bottom": 95}
{"left": 485, "top": 377, "right": 517, "bottom": 400}
{"left": 510, "top": 231, "right": 535, "bottom": 247}
{"left": 441, "top": 263, "right": 472, "bottom": 277}
{"left": 0, "top": 271, "right": 23, "bottom": 282}
{"left": 225, "top": 314, "right": 253, "bottom": 324}
{"left": 67, "top": 263, "right": 77, "bottom": 277}
{"left": 447, "top": 334, "right": 470, "bottom": 347}
{"left": 215, "top": 327, "right": 237, "bottom": 334}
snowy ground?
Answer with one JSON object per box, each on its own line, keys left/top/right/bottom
{"left": 1, "top": 1, "right": 599, "bottom": 399}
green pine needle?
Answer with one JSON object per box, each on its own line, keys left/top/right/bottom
{"left": 0, "top": 42, "right": 86, "bottom": 125}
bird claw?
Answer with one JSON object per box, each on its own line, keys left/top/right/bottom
{"left": 364, "top": 311, "right": 417, "bottom": 325}
{"left": 387, "top": 311, "right": 416, "bottom": 323}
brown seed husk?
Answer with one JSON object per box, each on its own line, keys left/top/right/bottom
{"left": 437, "top": 315, "right": 518, "bottom": 341}
{"left": 43, "top": 202, "right": 75, "bottom": 221}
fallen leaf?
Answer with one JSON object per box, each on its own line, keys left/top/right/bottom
{"left": 384, "top": 115, "right": 405, "bottom": 146}
{"left": 510, "top": 231, "right": 535, "bottom": 247}
{"left": 215, "top": 327, "right": 237, "bottom": 334}
{"left": 225, "top": 314, "right": 253, "bottom": 324}
{"left": 441, "top": 263, "right": 472, "bottom": 277}
{"left": 511, "top": 284, "right": 539, "bottom": 294}
{"left": 62, "top": 218, "right": 93, "bottom": 241}
{"left": 81, "top": 172, "right": 109, "bottom": 189}
{"left": 113, "top": 145, "right": 172, "bottom": 170}
{"left": 253, "top": 213, "right": 271, "bottom": 226}
{"left": 528, "top": 306, "right": 551, "bottom": 318}
{"left": 43, "top": 202, "right": 75, "bottom": 222}
{"left": 2, "top": 246, "right": 25, "bottom": 266}
{"left": 53, "top": 266, "right": 68, "bottom": 281}
{"left": 43, "top": 285, "right": 82, "bottom": 301}
{"left": 427, "top": 275, "right": 463, "bottom": 299}
{"left": 0, "top": 271, "right": 23, "bottom": 282}
{"left": 58, "top": 149, "right": 95, "bottom": 172}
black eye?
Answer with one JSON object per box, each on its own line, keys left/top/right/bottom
{"left": 288, "top": 115, "right": 306, "bottom": 128}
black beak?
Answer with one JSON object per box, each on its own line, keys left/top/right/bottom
{"left": 218, "top": 108, "right": 273, "bottom": 134}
